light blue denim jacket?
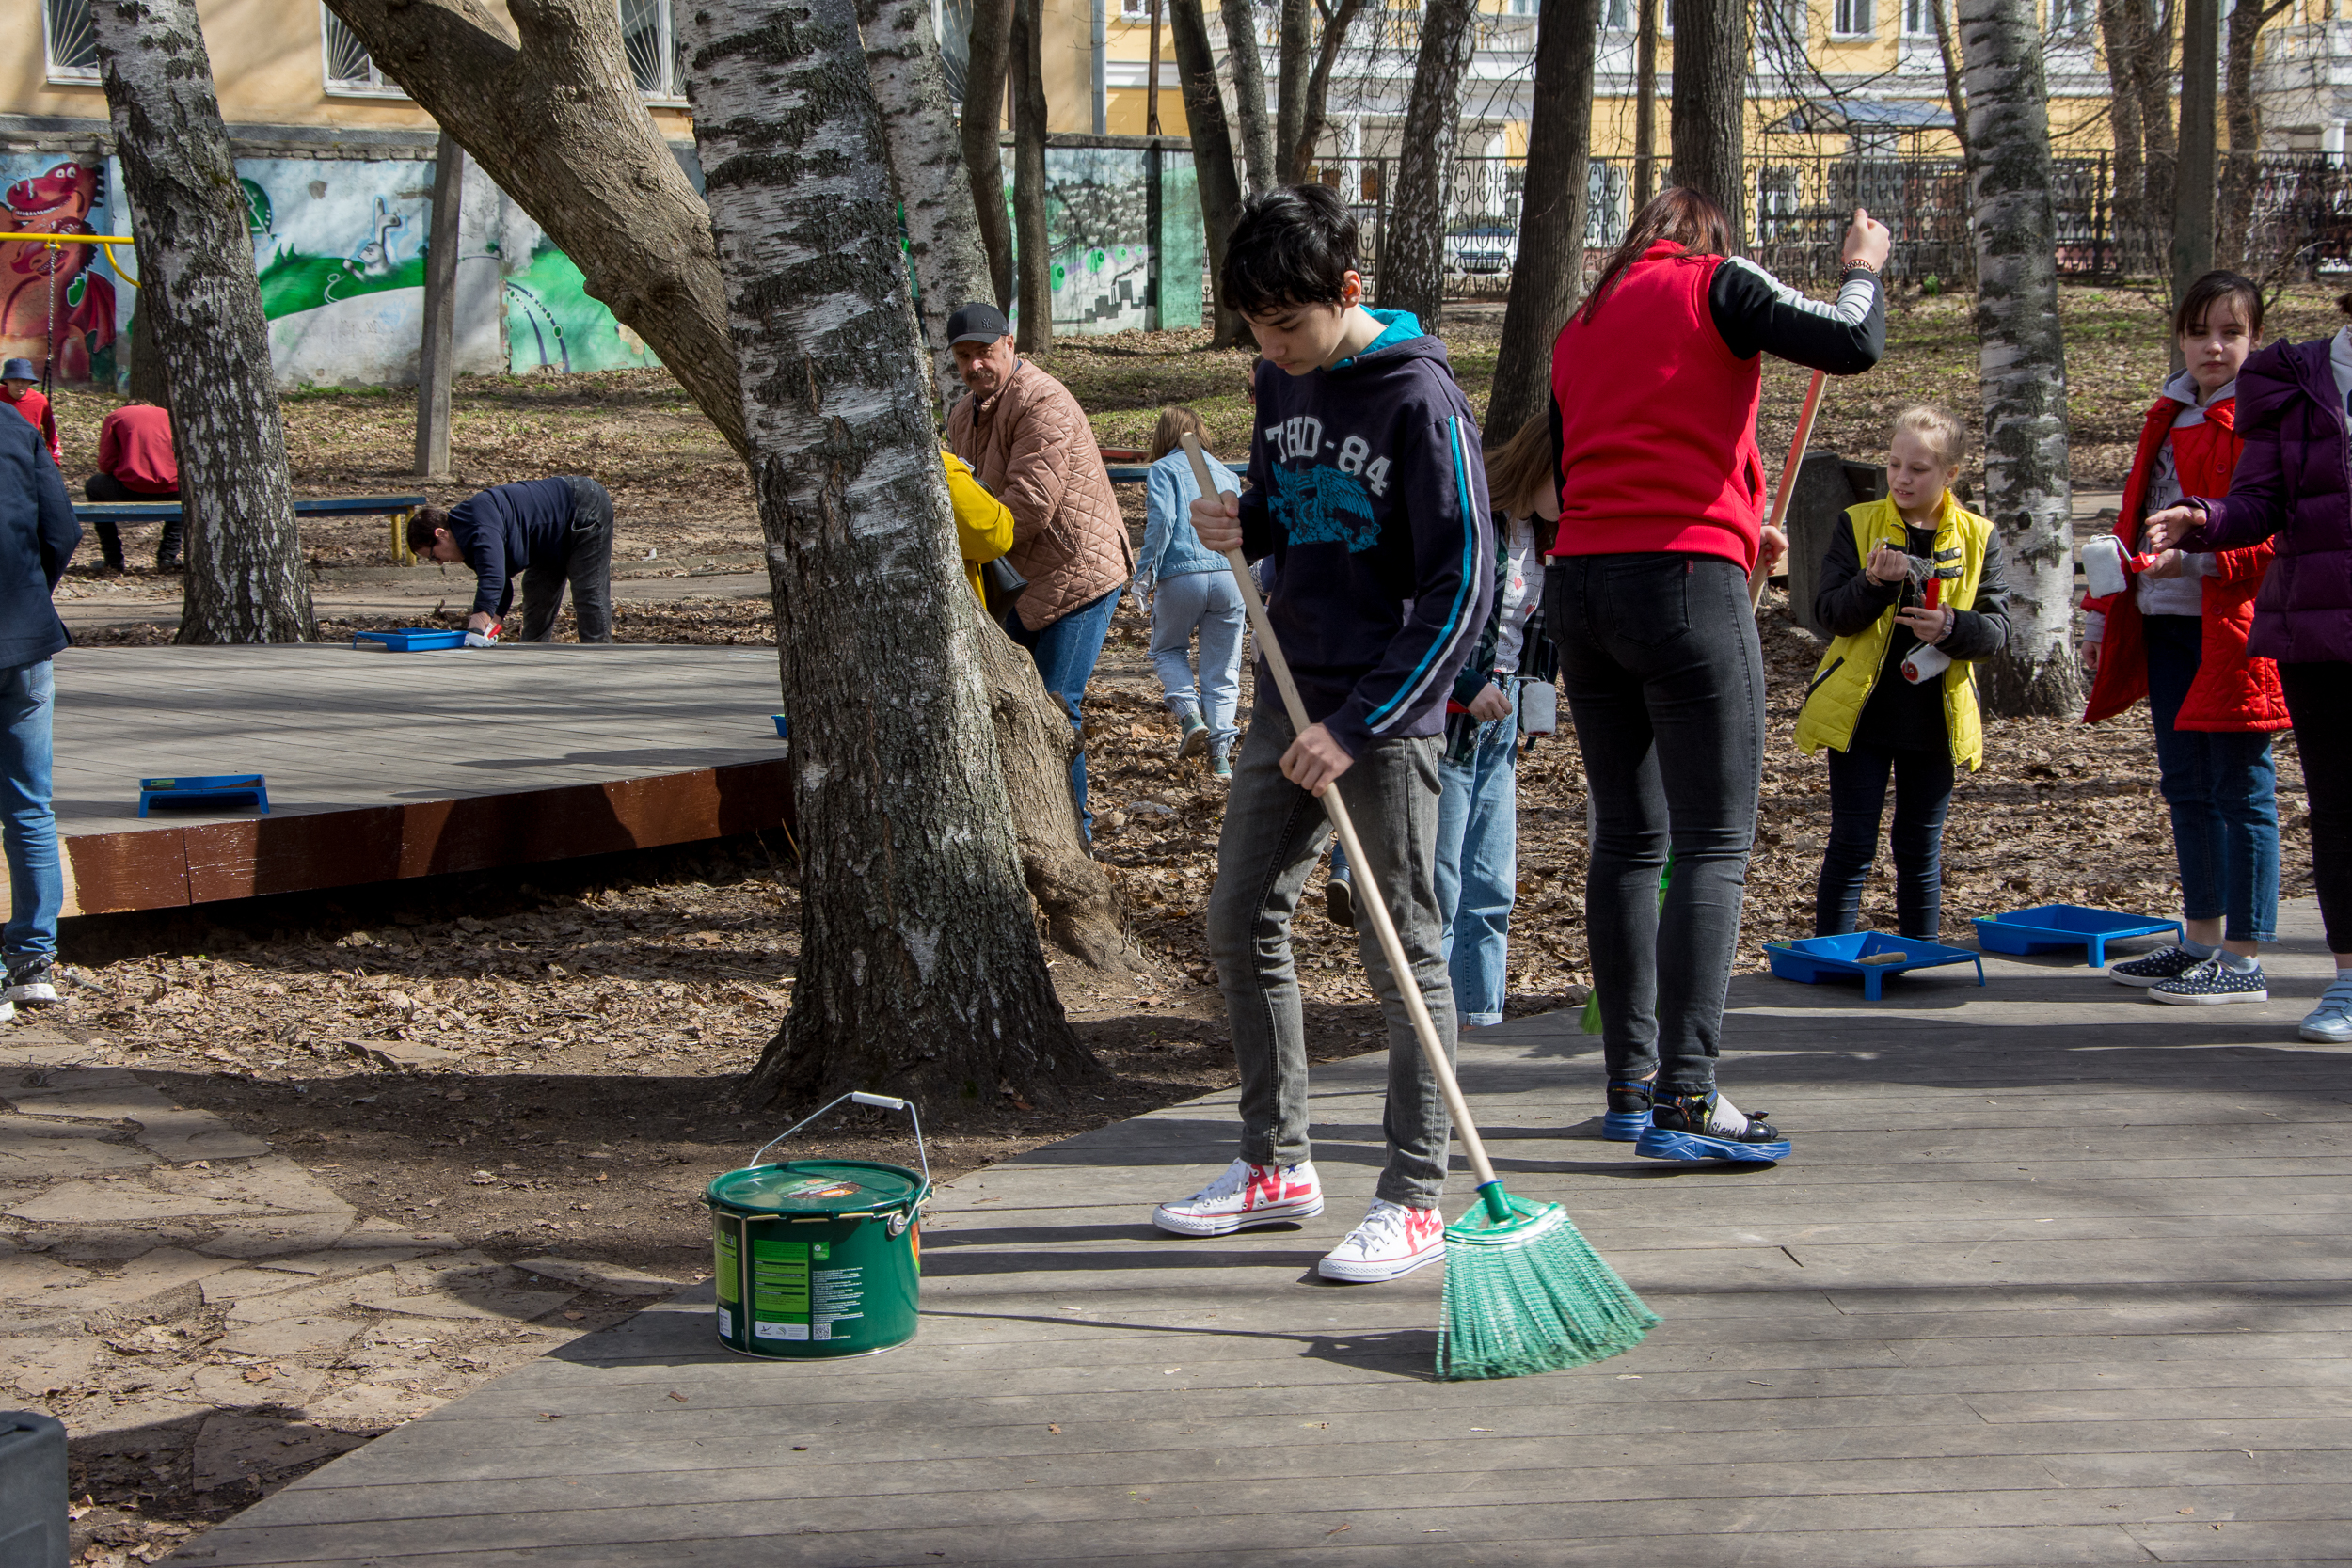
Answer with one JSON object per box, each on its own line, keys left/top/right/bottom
{"left": 1136, "top": 449, "right": 1239, "bottom": 596}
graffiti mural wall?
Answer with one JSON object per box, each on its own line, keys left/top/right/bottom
{"left": 999, "top": 143, "right": 1204, "bottom": 338}
{"left": 0, "top": 155, "right": 124, "bottom": 386}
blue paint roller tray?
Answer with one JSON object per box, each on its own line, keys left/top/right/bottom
{"left": 1766, "top": 932, "right": 1986, "bottom": 1001}
{"left": 352, "top": 628, "right": 469, "bottom": 652}
{"left": 1971, "top": 904, "right": 2183, "bottom": 968}
{"left": 138, "top": 774, "right": 268, "bottom": 817}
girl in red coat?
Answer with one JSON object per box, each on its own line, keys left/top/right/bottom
{"left": 2080, "top": 270, "right": 2286, "bottom": 1004}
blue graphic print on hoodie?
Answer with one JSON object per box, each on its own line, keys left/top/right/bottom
{"left": 1237, "top": 309, "right": 1494, "bottom": 757}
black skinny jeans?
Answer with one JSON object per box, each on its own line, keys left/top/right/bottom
{"left": 1548, "top": 554, "right": 1764, "bottom": 1097}
{"left": 1815, "top": 741, "right": 1955, "bottom": 940}
{"left": 2277, "top": 661, "right": 2352, "bottom": 954}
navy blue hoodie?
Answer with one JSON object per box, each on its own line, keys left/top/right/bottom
{"left": 1238, "top": 311, "right": 1492, "bottom": 756}
{"left": 447, "top": 477, "right": 580, "bottom": 619}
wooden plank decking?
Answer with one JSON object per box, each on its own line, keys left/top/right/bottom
{"left": 23, "top": 645, "right": 791, "bottom": 919}
{"left": 169, "top": 902, "right": 2352, "bottom": 1567}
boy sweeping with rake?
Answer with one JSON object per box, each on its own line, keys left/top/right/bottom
{"left": 1150, "top": 184, "right": 1494, "bottom": 1284}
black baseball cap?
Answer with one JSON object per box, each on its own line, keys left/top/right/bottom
{"left": 945, "top": 302, "right": 1009, "bottom": 345}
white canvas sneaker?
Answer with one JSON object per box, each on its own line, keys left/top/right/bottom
{"left": 1316, "top": 1198, "right": 1444, "bottom": 1283}
{"left": 1152, "top": 1157, "right": 1323, "bottom": 1236}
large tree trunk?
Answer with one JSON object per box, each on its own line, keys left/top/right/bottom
{"left": 1377, "top": 0, "right": 1477, "bottom": 329}
{"left": 93, "top": 0, "right": 311, "bottom": 645}
{"left": 125, "top": 288, "right": 167, "bottom": 407}
{"left": 858, "top": 0, "right": 994, "bottom": 409}
{"left": 1219, "top": 0, "right": 1279, "bottom": 193}
{"left": 1488, "top": 0, "right": 1597, "bottom": 439}
{"left": 1010, "top": 0, "right": 1053, "bottom": 355}
{"left": 687, "top": 0, "right": 1104, "bottom": 1110}
{"left": 2131, "top": 0, "right": 2178, "bottom": 257}
{"left": 961, "top": 0, "right": 1016, "bottom": 309}
{"left": 1290, "top": 0, "right": 1363, "bottom": 182}
{"left": 1276, "top": 0, "right": 1311, "bottom": 183}
{"left": 1669, "top": 0, "right": 1748, "bottom": 250}
{"left": 1632, "top": 0, "right": 1659, "bottom": 209}
{"left": 2095, "top": 0, "right": 2144, "bottom": 254}
{"left": 323, "top": 0, "right": 745, "bottom": 459}
{"left": 1170, "top": 0, "right": 1252, "bottom": 346}
{"left": 2172, "top": 0, "right": 2219, "bottom": 302}
{"left": 1959, "top": 0, "right": 2080, "bottom": 719}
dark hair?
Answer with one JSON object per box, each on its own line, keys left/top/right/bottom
{"left": 2176, "top": 270, "right": 2264, "bottom": 340}
{"left": 406, "top": 506, "right": 450, "bottom": 553}
{"left": 1220, "top": 183, "right": 1359, "bottom": 319}
{"left": 1149, "top": 406, "right": 1210, "bottom": 464}
{"left": 1578, "top": 186, "right": 1736, "bottom": 327}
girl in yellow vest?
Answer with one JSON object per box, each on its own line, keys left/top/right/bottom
{"left": 1795, "top": 406, "right": 2012, "bottom": 940}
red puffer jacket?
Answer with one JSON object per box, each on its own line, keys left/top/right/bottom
{"left": 2082, "top": 391, "right": 2290, "bottom": 732}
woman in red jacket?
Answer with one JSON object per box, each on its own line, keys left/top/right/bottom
{"left": 1546, "top": 188, "right": 1888, "bottom": 1164}
{"left": 2080, "top": 270, "right": 2285, "bottom": 1004}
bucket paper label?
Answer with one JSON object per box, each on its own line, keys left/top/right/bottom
{"left": 748, "top": 1239, "right": 870, "bottom": 1344}
{"left": 716, "top": 1307, "right": 733, "bottom": 1338}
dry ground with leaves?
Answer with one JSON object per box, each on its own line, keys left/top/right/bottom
{"left": 13, "top": 282, "right": 2324, "bottom": 1557}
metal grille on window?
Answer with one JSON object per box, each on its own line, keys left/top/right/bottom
{"left": 323, "top": 8, "right": 383, "bottom": 88}
{"left": 44, "top": 0, "right": 101, "bottom": 79}
{"left": 939, "top": 0, "right": 975, "bottom": 103}
{"left": 622, "top": 0, "right": 666, "bottom": 96}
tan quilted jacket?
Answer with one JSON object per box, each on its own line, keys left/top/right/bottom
{"left": 946, "top": 360, "right": 1131, "bottom": 630}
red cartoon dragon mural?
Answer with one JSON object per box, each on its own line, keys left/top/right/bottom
{"left": 2, "top": 161, "right": 119, "bottom": 384}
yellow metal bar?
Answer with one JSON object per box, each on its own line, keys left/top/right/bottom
{"left": 0, "top": 232, "right": 141, "bottom": 290}
{"left": 391, "top": 510, "right": 414, "bottom": 566}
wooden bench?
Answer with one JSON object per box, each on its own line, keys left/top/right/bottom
{"left": 72, "top": 494, "right": 430, "bottom": 563}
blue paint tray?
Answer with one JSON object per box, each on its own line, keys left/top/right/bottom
{"left": 1971, "top": 904, "right": 2183, "bottom": 968}
{"left": 352, "top": 628, "right": 469, "bottom": 652}
{"left": 1766, "top": 932, "right": 1985, "bottom": 1001}
{"left": 772, "top": 715, "right": 788, "bottom": 739}
{"left": 138, "top": 774, "right": 268, "bottom": 817}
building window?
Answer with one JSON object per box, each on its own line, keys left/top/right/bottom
{"left": 43, "top": 0, "right": 100, "bottom": 83}
{"left": 1901, "top": 0, "right": 1935, "bottom": 34}
{"left": 621, "top": 0, "right": 691, "bottom": 101}
{"left": 1833, "top": 0, "right": 1876, "bottom": 36}
{"left": 2046, "top": 0, "right": 2090, "bottom": 34}
{"left": 1120, "top": 0, "right": 1151, "bottom": 16}
{"left": 1757, "top": 0, "right": 1805, "bottom": 55}
{"left": 323, "top": 8, "right": 405, "bottom": 96}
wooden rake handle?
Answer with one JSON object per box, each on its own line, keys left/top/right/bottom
{"left": 1180, "top": 434, "right": 1504, "bottom": 1201}
{"left": 1752, "top": 367, "right": 1829, "bottom": 611}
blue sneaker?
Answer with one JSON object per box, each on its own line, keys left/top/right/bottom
{"left": 1637, "top": 1090, "right": 1791, "bottom": 1164}
{"left": 2301, "top": 977, "right": 2352, "bottom": 1043}
{"left": 1603, "top": 1079, "right": 1653, "bottom": 1141}
{"left": 2107, "top": 944, "right": 2207, "bottom": 988}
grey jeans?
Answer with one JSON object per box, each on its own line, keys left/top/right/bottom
{"left": 1205, "top": 697, "right": 1456, "bottom": 1209}
{"left": 519, "top": 476, "right": 615, "bottom": 643}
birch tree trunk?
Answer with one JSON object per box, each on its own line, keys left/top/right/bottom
{"left": 1276, "top": 0, "right": 1312, "bottom": 183}
{"left": 1959, "top": 0, "right": 2080, "bottom": 718}
{"left": 1170, "top": 0, "right": 1252, "bottom": 346}
{"left": 857, "top": 0, "right": 994, "bottom": 408}
{"left": 1668, "top": 0, "right": 1747, "bottom": 250}
{"left": 1219, "top": 0, "right": 1279, "bottom": 193}
{"left": 1376, "top": 0, "right": 1477, "bottom": 329}
{"left": 961, "top": 0, "right": 1016, "bottom": 309}
{"left": 1010, "top": 0, "right": 1053, "bottom": 355}
{"left": 1488, "top": 0, "right": 1597, "bottom": 438}
{"left": 1289, "top": 0, "right": 1364, "bottom": 185}
{"left": 2172, "top": 0, "right": 2219, "bottom": 302}
{"left": 685, "top": 0, "right": 1103, "bottom": 1109}
{"left": 92, "top": 0, "right": 312, "bottom": 645}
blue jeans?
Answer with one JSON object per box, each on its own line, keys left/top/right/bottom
{"left": 1147, "top": 569, "right": 1245, "bottom": 753}
{"left": 2144, "top": 615, "right": 2280, "bottom": 942}
{"left": 0, "top": 660, "right": 61, "bottom": 968}
{"left": 1008, "top": 586, "right": 1121, "bottom": 840}
{"left": 1435, "top": 685, "right": 1519, "bottom": 1025}
{"left": 1817, "top": 741, "right": 1954, "bottom": 940}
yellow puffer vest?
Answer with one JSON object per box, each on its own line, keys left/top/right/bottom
{"left": 1793, "top": 493, "right": 1992, "bottom": 770}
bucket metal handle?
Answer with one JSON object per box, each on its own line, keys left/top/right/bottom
{"left": 749, "top": 1090, "right": 931, "bottom": 1211}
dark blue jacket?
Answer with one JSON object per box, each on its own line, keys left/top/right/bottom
{"left": 447, "top": 477, "right": 580, "bottom": 619}
{"left": 0, "top": 412, "right": 78, "bottom": 669}
{"left": 1238, "top": 311, "right": 1492, "bottom": 757}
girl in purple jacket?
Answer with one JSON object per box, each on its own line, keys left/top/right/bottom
{"left": 2147, "top": 301, "right": 2352, "bottom": 1043}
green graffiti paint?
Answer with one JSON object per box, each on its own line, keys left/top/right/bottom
{"left": 705, "top": 1159, "right": 925, "bottom": 1359}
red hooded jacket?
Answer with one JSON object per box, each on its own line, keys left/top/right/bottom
{"left": 2081, "top": 389, "right": 2289, "bottom": 732}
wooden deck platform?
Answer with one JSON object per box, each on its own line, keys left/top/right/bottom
{"left": 24, "top": 645, "right": 790, "bottom": 919}
{"left": 171, "top": 902, "right": 2352, "bottom": 1566}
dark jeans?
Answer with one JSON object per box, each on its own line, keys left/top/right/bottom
{"left": 84, "top": 473, "right": 183, "bottom": 569}
{"left": 2143, "top": 614, "right": 2280, "bottom": 943}
{"left": 518, "top": 477, "right": 614, "bottom": 643}
{"left": 1548, "top": 554, "right": 1763, "bottom": 1098}
{"left": 1007, "top": 586, "right": 1121, "bottom": 841}
{"left": 1816, "top": 741, "right": 1955, "bottom": 939}
{"left": 2278, "top": 660, "right": 2352, "bottom": 954}
{"left": 1205, "top": 696, "right": 1455, "bottom": 1207}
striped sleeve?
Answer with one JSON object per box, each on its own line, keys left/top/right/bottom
{"left": 1709, "top": 256, "right": 1885, "bottom": 374}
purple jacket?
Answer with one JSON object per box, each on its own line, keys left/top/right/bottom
{"left": 2186, "top": 335, "right": 2352, "bottom": 664}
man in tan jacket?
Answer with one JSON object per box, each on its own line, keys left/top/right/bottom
{"left": 945, "top": 301, "right": 1132, "bottom": 841}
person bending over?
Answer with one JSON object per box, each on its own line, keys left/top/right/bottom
{"left": 408, "top": 477, "right": 615, "bottom": 643}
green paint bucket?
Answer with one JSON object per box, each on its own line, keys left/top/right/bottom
{"left": 705, "top": 1091, "right": 930, "bottom": 1359}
